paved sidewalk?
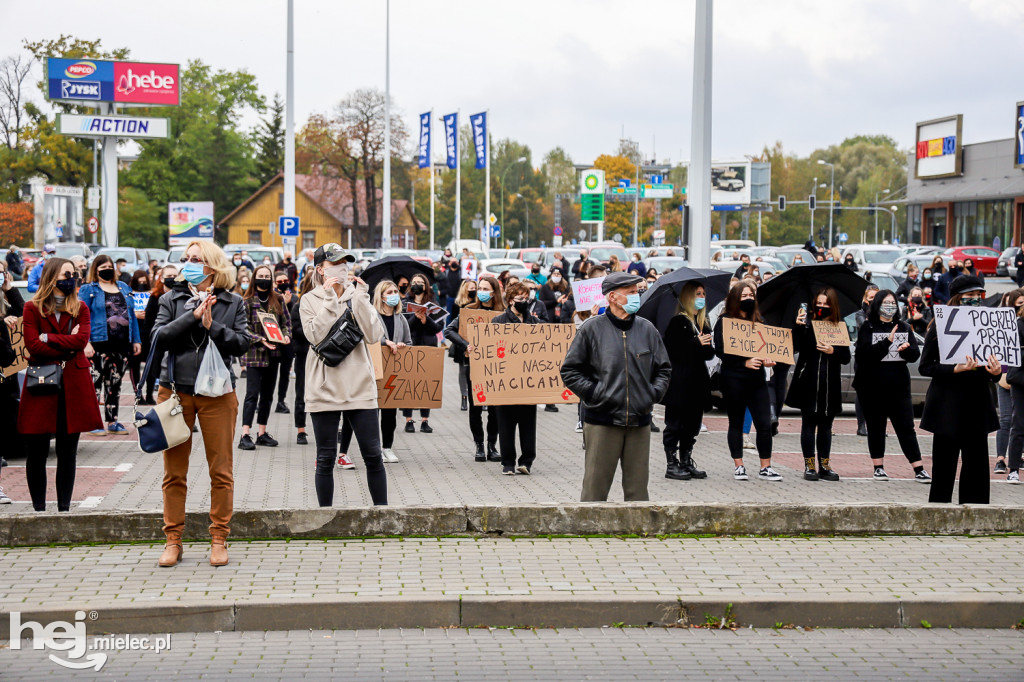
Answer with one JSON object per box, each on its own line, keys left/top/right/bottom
{"left": 2, "top": 367, "right": 1021, "bottom": 512}
{"left": 3, "top": 627, "right": 1021, "bottom": 681}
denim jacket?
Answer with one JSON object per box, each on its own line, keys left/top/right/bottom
{"left": 78, "top": 281, "right": 141, "bottom": 345}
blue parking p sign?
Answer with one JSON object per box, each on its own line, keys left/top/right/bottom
{"left": 279, "top": 216, "right": 300, "bottom": 237}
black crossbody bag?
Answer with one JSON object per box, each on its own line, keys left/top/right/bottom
{"left": 25, "top": 312, "right": 73, "bottom": 395}
{"left": 311, "top": 300, "right": 363, "bottom": 367}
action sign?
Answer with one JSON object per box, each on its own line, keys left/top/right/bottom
{"left": 467, "top": 323, "right": 579, "bottom": 406}
{"left": 934, "top": 305, "right": 1020, "bottom": 366}
{"left": 720, "top": 318, "right": 794, "bottom": 364}
{"left": 376, "top": 346, "right": 445, "bottom": 409}
{"left": 458, "top": 308, "right": 501, "bottom": 340}
{"left": 811, "top": 320, "right": 851, "bottom": 347}
{"left": 571, "top": 276, "right": 607, "bottom": 311}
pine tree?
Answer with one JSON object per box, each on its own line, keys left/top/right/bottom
{"left": 254, "top": 93, "right": 285, "bottom": 185}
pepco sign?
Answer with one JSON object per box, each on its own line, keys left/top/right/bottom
{"left": 47, "top": 57, "right": 179, "bottom": 106}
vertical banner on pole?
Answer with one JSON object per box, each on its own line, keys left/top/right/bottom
{"left": 443, "top": 113, "right": 458, "bottom": 170}
{"left": 418, "top": 113, "right": 431, "bottom": 169}
{"left": 470, "top": 112, "right": 487, "bottom": 169}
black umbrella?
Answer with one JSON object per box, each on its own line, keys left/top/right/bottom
{"left": 360, "top": 255, "right": 434, "bottom": 295}
{"left": 983, "top": 292, "right": 1004, "bottom": 308}
{"left": 637, "top": 267, "right": 732, "bottom": 333}
{"left": 756, "top": 262, "right": 869, "bottom": 327}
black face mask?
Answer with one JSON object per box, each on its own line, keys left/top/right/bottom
{"left": 411, "top": 284, "right": 425, "bottom": 295}
{"left": 514, "top": 300, "right": 532, "bottom": 315}
{"left": 399, "top": 284, "right": 409, "bottom": 294}
{"left": 276, "top": 283, "right": 290, "bottom": 293}
{"left": 55, "top": 277, "right": 77, "bottom": 294}
{"left": 532, "top": 268, "right": 540, "bottom": 274}
{"left": 255, "top": 279, "right": 272, "bottom": 292}
{"left": 163, "top": 278, "right": 176, "bottom": 290}
{"left": 951, "top": 266, "right": 961, "bottom": 273}
{"left": 97, "top": 268, "right": 115, "bottom": 281}
{"left": 911, "top": 296, "right": 924, "bottom": 306}
{"left": 814, "top": 306, "right": 830, "bottom": 320}
{"left": 450, "top": 264, "right": 458, "bottom": 271}
{"left": 739, "top": 299, "right": 756, "bottom": 314}
{"left": 467, "top": 290, "right": 477, "bottom": 300}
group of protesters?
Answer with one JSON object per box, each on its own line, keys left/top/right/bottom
{"left": 0, "top": 237, "right": 1012, "bottom": 569}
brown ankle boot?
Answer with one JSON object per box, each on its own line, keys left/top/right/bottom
{"left": 158, "top": 542, "right": 183, "bottom": 567}
{"left": 210, "top": 539, "right": 228, "bottom": 566}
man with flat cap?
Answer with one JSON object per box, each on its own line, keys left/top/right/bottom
{"left": 561, "top": 272, "right": 672, "bottom": 501}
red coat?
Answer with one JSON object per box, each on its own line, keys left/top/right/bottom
{"left": 18, "top": 301, "right": 103, "bottom": 435}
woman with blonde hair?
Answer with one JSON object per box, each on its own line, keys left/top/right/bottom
{"left": 152, "top": 240, "right": 250, "bottom": 567}
{"left": 19, "top": 258, "right": 102, "bottom": 511}
{"left": 662, "top": 281, "right": 713, "bottom": 481}
{"left": 607, "top": 254, "right": 622, "bottom": 273}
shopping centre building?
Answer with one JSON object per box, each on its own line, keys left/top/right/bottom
{"left": 902, "top": 108, "right": 1024, "bottom": 248}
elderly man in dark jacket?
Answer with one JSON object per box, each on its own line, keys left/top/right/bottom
{"left": 561, "top": 272, "right": 672, "bottom": 502}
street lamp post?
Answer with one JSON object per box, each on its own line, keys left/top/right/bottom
{"left": 500, "top": 157, "right": 527, "bottom": 250}
{"left": 874, "top": 188, "right": 890, "bottom": 244}
{"left": 817, "top": 159, "right": 835, "bottom": 248}
{"left": 810, "top": 176, "right": 817, "bottom": 241}
{"left": 516, "top": 193, "right": 529, "bottom": 249}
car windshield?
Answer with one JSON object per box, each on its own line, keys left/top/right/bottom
{"left": 589, "top": 247, "right": 627, "bottom": 262}
{"left": 99, "top": 249, "right": 136, "bottom": 263}
{"left": 228, "top": 249, "right": 276, "bottom": 263}
{"left": 519, "top": 251, "right": 542, "bottom": 264}
{"left": 54, "top": 244, "right": 84, "bottom": 258}
{"left": 863, "top": 250, "right": 900, "bottom": 264}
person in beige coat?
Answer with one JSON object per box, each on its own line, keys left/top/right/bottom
{"left": 300, "top": 244, "right": 387, "bottom": 506}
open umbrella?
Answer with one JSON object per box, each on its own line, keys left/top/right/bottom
{"left": 360, "top": 255, "right": 434, "bottom": 296}
{"left": 756, "top": 262, "right": 869, "bottom": 327}
{"left": 637, "top": 267, "right": 732, "bottom": 333}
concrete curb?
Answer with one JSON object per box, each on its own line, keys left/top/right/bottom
{"left": 2, "top": 503, "right": 1023, "bottom": 546}
{"left": 4, "top": 596, "right": 1023, "bottom": 636}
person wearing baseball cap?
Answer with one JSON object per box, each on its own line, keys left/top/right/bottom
{"left": 26, "top": 244, "right": 57, "bottom": 293}
{"left": 299, "top": 243, "right": 388, "bottom": 508}
{"left": 920, "top": 273, "right": 999, "bottom": 504}
{"left": 561, "top": 271, "right": 671, "bottom": 502}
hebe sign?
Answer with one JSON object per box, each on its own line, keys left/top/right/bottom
{"left": 47, "top": 57, "right": 179, "bottom": 105}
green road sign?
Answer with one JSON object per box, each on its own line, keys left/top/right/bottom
{"left": 580, "top": 193, "right": 605, "bottom": 223}
{"left": 641, "top": 183, "right": 673, "bottom": 199}
{"left": 608, "top": 187, "right": 637, "bottom": 196}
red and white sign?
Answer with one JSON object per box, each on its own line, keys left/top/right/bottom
{"left": 87, "top": 216, "right": 99, "bottom": 234}
{"left": 113, "top": 62, "right": 180, "bottom": 105}
{"left": 64, "top": 61, "right": 97, "bottom": 78}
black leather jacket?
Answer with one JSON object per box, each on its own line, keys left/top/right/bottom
{"left": 152, "top": 284, "right": 250, "bottom": 395}
{"left": 561, "top": 311, "right": 671, "bottom": 427}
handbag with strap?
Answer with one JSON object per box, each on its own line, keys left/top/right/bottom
{"left": 133, "top": 329, "right": 191, "bottom": 454}
{"left": 25, "top": 311, "right": 71, "bottom": 395}
{"left": 311, "top": 300, "right": 364, "bottom": 368}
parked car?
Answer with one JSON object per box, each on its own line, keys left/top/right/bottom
{"left": 351, "top": 248, "right": 380, "bottom": 262}
{"left": 53, "top": 242, "right": 93, "bottom": 262}
{"left": 887, "top": 255, "right": 950, "bottom": 280}
{"left": 20, "top": 249, "right": 43, "bottom": 271}
{"left": 710, "top": 259, "right": 781, "bottom": 279}
{"left": 901, "top": 245, "right": 944, "bottom": 257}
{"left": 944, "top": 246, "right": 1001, "bottom": 275}
{"left": 712, "top": 239, "right": 756, "bottom": 254}
{"left": 644, "top": 257, "right": 689, "bottom": 274}
{"left": 998, "top": 247, "right": 1020, "bottom": 278}
{"left": 143, "top": 248, "right": 169, "bottom": 267}
{"left": 93, "top": 247, "right": 148, "bottom": 272}
{"left": 585, "top": 243, "right": 628, "bottom": 266}
{"left": 222, "top": 244, "right": 285, "bottom": 266}
{"left": 840, "top": 244, "right": 903, "bottom": 277}
{"left": 772, "top": 247, "right": 816, "bottom": 267}
{"left": 479, "top": 258, "right": 529, "bottom": 277}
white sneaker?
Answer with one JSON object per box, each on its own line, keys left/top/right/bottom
{"left": 734, "top": 465, "right": 748, "bottom": 481}
{"left": 382, "top": 448, "right": 399, "bottom": 463}
{"left": 575, "top": 421, "right": 583, "bottom": 433}
{"left": 742, "top": 437, "right": 755, "bottom": 450}
{"left": 1008, "top": 471, "right": 1020, "bottom": 484}
{"left": 700, "top": 422, "right": 708, "bottom": 433}
{"left": 0, "top": 486, "right": 10, "bottom": 504}
{"left": 337, "top": 453, "right": 355, "bottom": 470}
{"left": 758, "top": 466, "right": 783, "bottom": 481}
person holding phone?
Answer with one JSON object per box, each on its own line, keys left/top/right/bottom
{"left": 713, "top": 280, "right": 782, "bottom": 481}
{"left": 787, "top": 288, "right": 851, "bottom": 481}
{"left": 402, "top": 272, "right": 442, "bottom": 434}
{"left": 920, "top": 276, "right": 999, "bottom": 503}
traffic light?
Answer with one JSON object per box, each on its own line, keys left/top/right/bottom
{"left": 778, "top": 195, "right": 786, "bottom": 212}
{"left": 868, "top": 203, "right": 875, "bottom": 216}
{"left": 808, "top": 195, "right": 817, "bottom": 211}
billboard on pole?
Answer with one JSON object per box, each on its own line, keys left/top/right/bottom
{"left": 710, "top": 161, "right": 751, "bottom": 206}
{"left": 168, "top": 202, "right": 214, "bottom": 245}
{"left": 46, "top": 58, "right": 180, "bottom": 106}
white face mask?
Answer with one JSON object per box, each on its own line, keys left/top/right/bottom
{"left": 324, "top": 263, "right": 349, "bottom": 281}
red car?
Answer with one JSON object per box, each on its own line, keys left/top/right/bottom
{"left": 943, "top": 246, "right": 1001, "bottom": 275}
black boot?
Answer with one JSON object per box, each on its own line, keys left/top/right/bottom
{"left": 487, "top": 442, "right": 501, "bottom": 462}
{"left": 665, "top": 451, "right": 691, "bottom": 480}
{"left": 803, "top": 457, "right": 819, "bottom": 481}
{"left": 818, "top": 457, "right": 840, "bottom": 482}
{"left": 461, "top": 395, "right": 468, "bottom": 411}
{"left": 474, "top": 442, "right": 486, "bottom": 462}
{"left": 678, "top": 450, "right": 707, "bottom": 479}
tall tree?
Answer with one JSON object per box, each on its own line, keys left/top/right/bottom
{"left": 253, "top": 92, "right": 285, "bottom": 185}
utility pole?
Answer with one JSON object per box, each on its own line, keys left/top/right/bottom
{"left": 688, "top": 0, "right": 713, "bottom": 267}
{"left": 284, "top": 0, "right": 295, "bottom": 239}
{"left": 382, "top": 0, "right": 391, "bottom": 249}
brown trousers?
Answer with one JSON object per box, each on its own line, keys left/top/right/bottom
{"left": 159, "top": 386, "right": 238, "bottom": 541}
{"left": 581, "top": 423, "right": 651, "bottom": 502}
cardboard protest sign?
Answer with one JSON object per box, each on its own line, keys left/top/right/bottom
{"left": 458, "top": 308, "right": 501, "bottom": 340}
{"left": 467, "top": 322, "right": 579, "bottom": 406}
{"left": 720, "top": 318, "right": 794, "bottom": 364}
{"left": 256, "top": 311, "right": 286, "bottom": 343}
{"left": 934, "top": 305, "right": 1020, "bottom": 366}
{"left": 375, "top": 345, "right": 445, "bottom": 409}
{"left": 461, "top": 258, "right": 477, "bottom": 281}
{"left": 812, "top": 320, "right": 851, "bottom": 347}
{"left": 368, "top": 341, "right": 384, "bottom": 381}
{"left": 872, "top": 332, "right": 910, "bottom": 362}
{"left": 1, "top": 318, "right": 28, "bottom": 377}
{"left": 571, "top": 276, "right": 606, "bottom": 311}
{"left": 132, "top": 292, "right": 150, "bottom": 313}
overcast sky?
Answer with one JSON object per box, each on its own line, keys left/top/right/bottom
{"left": 3, "top": 0, "right": 1022, "bottom": 167}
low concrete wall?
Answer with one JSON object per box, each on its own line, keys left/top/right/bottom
{"left": 1, "top": 502, "right": 1021, "bottom": 547}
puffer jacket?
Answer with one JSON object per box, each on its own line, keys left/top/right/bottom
{"left": 561, "top": 310, "right": 671, "bottom": 427}
{"left": 151, "top": 283, "right": 250, "bottom": 395}
{"left": 300, "top": 280, "right": 384, "bottom": 413}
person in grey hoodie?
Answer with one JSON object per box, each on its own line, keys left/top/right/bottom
{"left": 300, "top": 244, "right": 386, "bottom": 507}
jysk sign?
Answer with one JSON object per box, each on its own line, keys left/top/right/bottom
{"left": 56, "top": 113, "right": 170, "bottom": 139}
{"left": 914, "top": 114, "right": 962, "bottom": 179}
{"left": 1015, "top": 101, "right": 1024, "bottom": 169}
{"left": 46, "top": 58, "right": 180, "bottom": 106}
